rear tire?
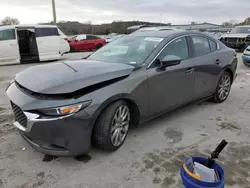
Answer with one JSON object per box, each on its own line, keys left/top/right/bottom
{"left": 211, "top": 71, "right": 232, "bottom": 103}
{"left": 93, "top": 100, "right": 131, "bottom": 151}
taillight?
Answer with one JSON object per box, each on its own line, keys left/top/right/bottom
{"left": 64, "top": 38, "right": 68, "bottom": 41}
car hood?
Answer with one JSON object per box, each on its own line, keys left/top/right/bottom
{"left": 221, "top": 33, "right": 250, "bottom": 38}
{"left": 15, "top": 60, "right": 134, "bottom": 94}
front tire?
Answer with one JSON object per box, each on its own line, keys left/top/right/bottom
{"left": 93, "top": 100, "right": 131, "bottom": 151}
{"left": 70, "top": 46, "right": 76, "bottom": 52}
{"left": 96, "top": 44, "right": 102, "bottom": 50}
{"left": 211, "top": 71, "right": 232, "bottom": 103}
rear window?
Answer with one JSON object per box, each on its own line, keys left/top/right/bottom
{"left": 87, "top": 35, "right": 99, "bottom": 40}
{"left": 209, "top": 39, "right": 218, "bottom": 52}
{"left": 0, "top": 29, "right": 16, "bottom": 41}
{"left": 36, "top": 27, "right": 59, "bottom": 37}
{"left": 191, "top": 36, "right": 210, "bottom": 56}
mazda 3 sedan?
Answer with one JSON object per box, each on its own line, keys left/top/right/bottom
{"left": 6, "top": 30, "right": 237, "bottom": 156}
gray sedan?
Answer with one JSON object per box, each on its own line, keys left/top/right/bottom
{"left": 6, "top": 30, "right": 237, "bottom": 156}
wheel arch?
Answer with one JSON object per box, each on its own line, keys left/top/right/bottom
{"left": 90, "top": 94, "right": 141, "bottom": 130}
{"left": 223, "top": 64, "right": 234, "bottom": 81}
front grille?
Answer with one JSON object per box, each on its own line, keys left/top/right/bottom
{"left": 226, "top": 38, "right": 237, "bottom": 43}
{"left": 11, "top": 102, "right": 27, "bottom": 128}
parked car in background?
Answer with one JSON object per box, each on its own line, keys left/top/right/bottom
{"left": 68, "top": 34, "right": 106, "bottom": 52}
{"left": 219, "top": 25, "right": 250, "bottom": 50}
{"left": 204, "top": 32, "right": 223, "bottom": 40}
{"left": 105, "top": 34, "right": 125, "bottom": 43}
{"left": 6, "top": 30, "right": 237, "bottom": 156}
{"left": 242, "top": 45, "right": 250, "bottom": 66}
{"left": 0, "top": 25, "right": 70, "bottom": 65}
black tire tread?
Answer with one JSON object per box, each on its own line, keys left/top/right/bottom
{"left": 70, "top": 46, "right": 75, "bottom": 52}
{"left": 93, "top": 100, "right": 127, "bottom": 151}
{"left": 96, "top": 44, "right": 102, "bottom": 50}
{"left": 211, "top": 71, "right": 231, "bottom": 103}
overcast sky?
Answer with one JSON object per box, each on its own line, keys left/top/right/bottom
{"left": 0, "top": 0, "right": 249, "bottom": 25}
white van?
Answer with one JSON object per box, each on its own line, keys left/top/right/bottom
{"left": 0, "top": 25, "right": 70, "bottom": 65}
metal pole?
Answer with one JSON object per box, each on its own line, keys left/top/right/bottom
{"left": 160, "top": 14, "right": 162, "bottom": 26}
{"left": 52, "top": 0, "right": 57, "bottom": 25}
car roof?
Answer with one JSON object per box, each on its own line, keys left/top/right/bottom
{"left": 129, "top": 30, "right": 219, "bottom": 40}
{"left": 129, "top": 30, "right": 186, "bottom": 38}
{"left": 136, "top": 26, "right": 180, "bottom": 32}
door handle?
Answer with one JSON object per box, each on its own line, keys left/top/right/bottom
{"left": 185, "top": 68, "right": 194, "bottom": 74}
{"left": 215, "top": 59, "right": 221, "bottom": 65}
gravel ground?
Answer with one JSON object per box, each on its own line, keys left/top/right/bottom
{"left": 0, "top": 53, "right": 249, "bottom": 188}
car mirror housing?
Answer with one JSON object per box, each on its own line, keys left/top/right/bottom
{"left": 160, "top": 55, "right": 182, "bottom": 68}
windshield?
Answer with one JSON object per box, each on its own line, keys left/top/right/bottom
{"left": 230, "top": 27, "right": 250, "bottom": 34}
{"left": 88, "top": 36, "right": 163, "bottom": 65}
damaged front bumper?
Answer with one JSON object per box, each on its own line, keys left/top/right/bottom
{"left": 12, "top": 104, "right": 93, "bottom": 156}
{"left": 6, "top": 83, "right": 94, "bottom": 157}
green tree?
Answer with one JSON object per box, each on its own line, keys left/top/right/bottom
{"left": 1, "top": 16, "right": 20, "bottom": 25}
{"left": 243, "top": 17, "right": 250, "bottom": 25}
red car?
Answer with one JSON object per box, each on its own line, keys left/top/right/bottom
{"left": 69, "top": 34, "right": 106, "bottom": 52}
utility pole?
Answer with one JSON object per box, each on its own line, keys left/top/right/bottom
{"left": 160, "top": 13, "right": 162, "bottom": 26}
{"left": 52, "top": 0, "right": 57, "bottom": 25}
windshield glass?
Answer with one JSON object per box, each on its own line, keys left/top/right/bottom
{"left": 230, "top": 27, "right": 250, "bottom": 34}
{"left": 88, "top": 36, "right": 163, "bottom": 65}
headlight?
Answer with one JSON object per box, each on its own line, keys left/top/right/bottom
{"left": 243, "top": 49, "right": 250, "bottom": 56}
{"left": 38, "top": 100, "right": 92, "bottom": 116}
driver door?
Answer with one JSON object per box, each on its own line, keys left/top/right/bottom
{"left": 147, "top": 36, "right": 195, "bottom": 115}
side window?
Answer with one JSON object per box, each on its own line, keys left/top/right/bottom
{"left": 209, "top": 39, "right": 218, "bottom": 52}
{"left": 87, "top": 35, "right": 98, "bottom": 40}
{"left": 36, "top": 28, "right": 59, "bottom": 37}
{"left": 191, "top": 36, "right": 210, "bottom": 56}
{"left": 79, "top": 35, "right": 87, "bottom": 41}
{"left": 159, "top": 37, "right": 189, "bottom": 60}
{"left": 0, "top": 29, "right": 16, "bottom": 41}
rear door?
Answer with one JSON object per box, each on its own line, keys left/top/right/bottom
{"left": 0, "top": 28, "right": 20, "bottom": 65}
{"left": 189, "top": 35, "right": 223, "bottom": 98}
{"left": 35, "top": 27, "right": 60, "bottom": 61}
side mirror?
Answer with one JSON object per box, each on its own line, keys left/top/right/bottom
{"left": 160, "top": 55, "right": 181, "bottom": 68}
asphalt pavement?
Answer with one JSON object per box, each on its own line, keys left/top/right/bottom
{"left": 0, "top": 53, "right": 249, "bottom": 188}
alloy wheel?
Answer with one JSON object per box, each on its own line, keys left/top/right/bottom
{"left": 110, "top": 105, "right": 130, "bottom": 147}
{"left": 217, "top": 75, "right": 231, "bottom": 101}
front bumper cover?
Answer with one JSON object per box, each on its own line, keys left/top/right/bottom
{"left": 13, "top": 109, "right": 93, "bottom": 156}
